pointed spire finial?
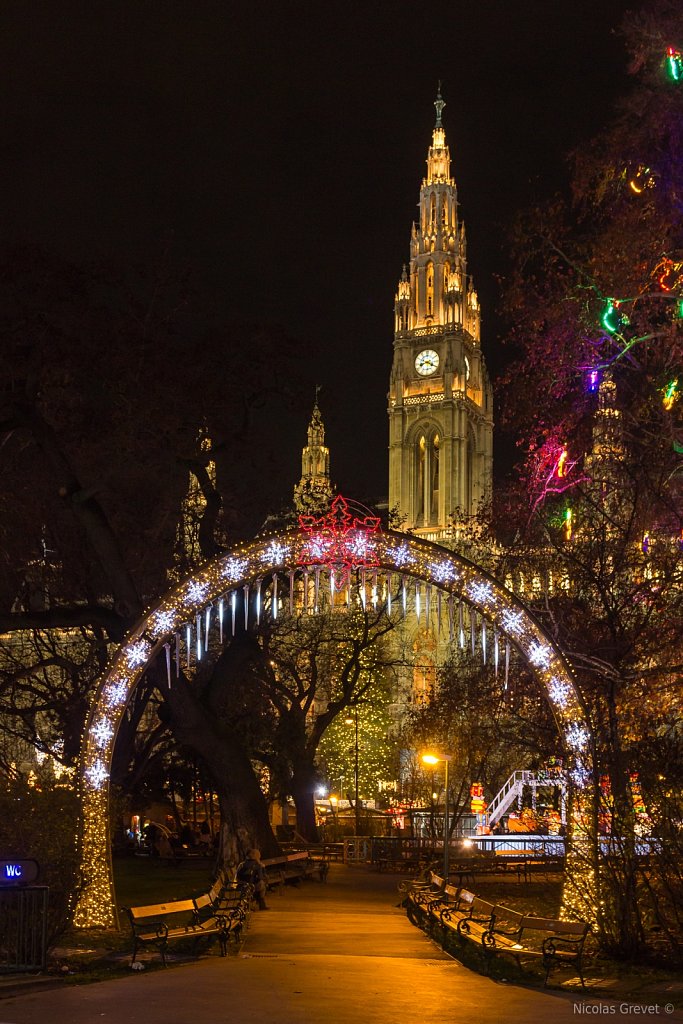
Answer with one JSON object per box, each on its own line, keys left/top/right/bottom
{"left": 434, "top": 81, "right": 445, "bottom": 128}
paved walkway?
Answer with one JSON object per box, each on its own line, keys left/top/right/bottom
{"left": 1, "top": 864, "right": 681, "bottom": 1024}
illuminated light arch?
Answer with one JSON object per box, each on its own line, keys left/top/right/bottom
{"left": 75, "top": 508, "right": 592, "bottom": 928}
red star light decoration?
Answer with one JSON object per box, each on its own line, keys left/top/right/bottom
{"left": 298, "top": 495, "right": 381, "bottom": 587}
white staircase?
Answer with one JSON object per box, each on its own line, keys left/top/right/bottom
{"left": 486, "top": 769, "right": 568, "bottom": 826}
{"left": 486, "top": 770, "right": 533, "bottom": 826}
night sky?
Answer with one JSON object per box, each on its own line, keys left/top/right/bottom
{"left": 0, "top": 1, "right": 635, "bottom": 508}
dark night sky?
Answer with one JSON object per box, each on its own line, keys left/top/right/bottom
{"left": 0, "top": 1, "right": 636, "bottom": 509}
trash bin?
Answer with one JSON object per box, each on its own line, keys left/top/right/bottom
{"left": 0, "top": 860, "right": 48, "bottom": 972}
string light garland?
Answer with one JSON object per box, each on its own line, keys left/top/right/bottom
{"left": 73, "top": 515, "right": 593, "bottom": 929}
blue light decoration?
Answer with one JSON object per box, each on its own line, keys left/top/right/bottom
{"left": 586, "top": 369, "right": 600, "bottom": 392}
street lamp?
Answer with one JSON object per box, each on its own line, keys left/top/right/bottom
{"left": 345, "top": 713, "right": 360, "bottom": 835}
{"left": 422, "top": 752, "right": 452, "bottom": 879}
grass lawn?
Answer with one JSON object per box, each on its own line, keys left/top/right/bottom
{"left": 114, "top": 854, "right": 216, "bottom": 910}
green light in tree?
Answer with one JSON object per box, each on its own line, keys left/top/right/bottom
{"left": 663, "top": 379, "right": 679, "bottom": 411}
{"left": 601, "top": 299, "right": 626, "bottom": 335}
{"left": 666, "top": 47, "right": 683, "bottom": 82}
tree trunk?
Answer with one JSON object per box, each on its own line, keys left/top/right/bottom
{"left": 290, "top": 763, "right": 320, "bottom": 843}
{"left": 160, "top": 666, "right": 280, "bottom": 869}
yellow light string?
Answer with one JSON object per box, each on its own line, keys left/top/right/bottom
{"left": 74, "top": 527, "right": 595, "bottom": 928}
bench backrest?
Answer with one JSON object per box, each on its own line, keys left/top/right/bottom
{"left": 522, "top": 916, "right": 589, "bottom": 937}
{"left": 492, "top": 905, "right": 524, "bottom": 931}
{"left": 126, "top": 899, "right": 196, "bottom": 922}
{"left": 442, "top": 884, "right": 460, "bottom": 902}
{"left": 427, "top": 872, "right": 445, "bottom": 890}
{"left": 457, "top": 889, "right": 476, "bottom": 911}
{"left": 471, "top": 897, "right": 495, "bottom": 919}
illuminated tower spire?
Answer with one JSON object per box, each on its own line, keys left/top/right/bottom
{"left": 293, "top": 390, "right": 334, "bottom": 513}
{"left": 388, "top": 90, "right": 493, "bottom": 538}
{"left": 170, "top": 427, "right": 217, "bottom": 580}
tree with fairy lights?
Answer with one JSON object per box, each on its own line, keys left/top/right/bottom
{"left": 498, "top": 0, "right": 683, "bottom": 961}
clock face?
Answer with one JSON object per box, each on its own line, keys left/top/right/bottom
{"left": 415, "top": 349, "right": 439, "bottom": 376}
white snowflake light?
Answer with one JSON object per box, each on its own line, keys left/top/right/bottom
{"left": 86, "top": 759, "right": 109, "bottom": 790}
{"left": 570, "top": 758, "right": 590, "bottom": 789}
{"left": 126, "top": 641, "right": 150, "bottom": 668}
{"left": 261, "top": 542, "right": 289, "bottom": 566}
{"left": 468, "top": 580, "right": 494, "bottom": 604}
{"left": 91, "top": 718, "right": 114, "bottom": 749}
{"left": 221, "top": 558, "right": 248, "bottom": 583}
{"left": 501, "top": 608, "right": 525, "bottom": 635}
{"left": 548, "top": 676, "right": 572, "bottom": 709}
{"left": 105, "top": 680, "right": 128, "bottom": 709}
{"left": 528, "top": 641, "right": 552, "bottom": 670}
{"left": 431, "top": 561, "right": 458, "bottom": 585}
{"left": 387, "top": 543, "right": 413, "bottom": 567}
{"left": 150, "top": 609, "right": 176, "bottom": 637}
{"left": 566, "top": 722, "right": 589, "bottom": 751}
{"left": 307, "top": 534, "right": 332, "bottom": 560}
{"left": 186, "top": 579, "right": 210, "bottom": 602}
{"left": 347, "top": 533, "right": 375, "bottom": 561}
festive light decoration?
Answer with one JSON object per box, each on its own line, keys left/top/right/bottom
{"left": 662, "top": 378, "right": 679, "bottom": 410}
{"left": 470, "top": 782, "right": 486, "bottom": 815}
{"left": 556, "top": 447, "right": 568, "bottom": 478}
{"left": 601, "top": 298, "right": 628, "bottom": 335}
{"left": 74, "top": 521, "right": 590, "bottom": 929}
{"left": 665, "top": 46, "right": 683, "bottom": 82}
{"left": 563, "top": 507, "right": 573, "bottom": 542}
{"left": 628, "top": 165, "right": 655, "bottom": 194}
{"left": 586, "top": 369, "right": 600, "bottom": 392}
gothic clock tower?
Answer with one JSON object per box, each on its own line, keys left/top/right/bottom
{"left": 388, "top": 89, "right": 493, "bottom": 540}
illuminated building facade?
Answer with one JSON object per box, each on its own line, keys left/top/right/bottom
{"left": 388, "top": 89, "right": 493, "bottom": 540}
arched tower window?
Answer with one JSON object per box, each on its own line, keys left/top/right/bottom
{"left": 430, "top": 194, "right": 436, "bottom": 230}
{"left": 426, "top": 261, "right": 434, "bottom": 317}
{"left": 416, "top": 428, "right": 441, "bottom": 527}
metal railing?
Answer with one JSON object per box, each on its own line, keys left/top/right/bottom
{"left": 0, "top": 886, "right": 49, "bottom": 973}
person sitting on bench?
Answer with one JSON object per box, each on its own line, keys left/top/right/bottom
{"left": 237, "top": 848, "right": 269, "bottom": 910}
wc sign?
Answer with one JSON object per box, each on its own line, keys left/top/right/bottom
{"left": 0, "top": 859, "right": 39, "bottom": 885}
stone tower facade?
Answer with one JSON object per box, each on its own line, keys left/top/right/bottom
{"left": 293, "top": 394, "right": 334, "bottom": 513}
{"left": 388, "top": 90, "right": 493, "bottom": 541}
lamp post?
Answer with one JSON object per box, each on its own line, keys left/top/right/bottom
{"left": 345, "top": 712, "right": 360, "bottom": 836}
{"left": 422, "top": 753, "right": 452, "bottom": 879}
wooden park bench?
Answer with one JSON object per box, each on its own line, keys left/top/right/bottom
{"left": 478, "top": 907, "right": 590, "bottom": 987}
{"left": 124, "top": 880, "right": 251, "bottom": 965}
{"left": 262, "top": 851, "right": 327, "bottom": 889}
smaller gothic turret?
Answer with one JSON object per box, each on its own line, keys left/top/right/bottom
{"left": 293, "top": 393, "right": 334, "bottom": 513}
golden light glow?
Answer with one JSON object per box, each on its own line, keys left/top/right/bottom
{"left": 74, "top": 526, "right": 591, "bottom": 929}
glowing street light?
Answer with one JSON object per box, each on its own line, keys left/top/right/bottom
{"left": 422, "top": 752, "right": 453, "bottom": 879}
